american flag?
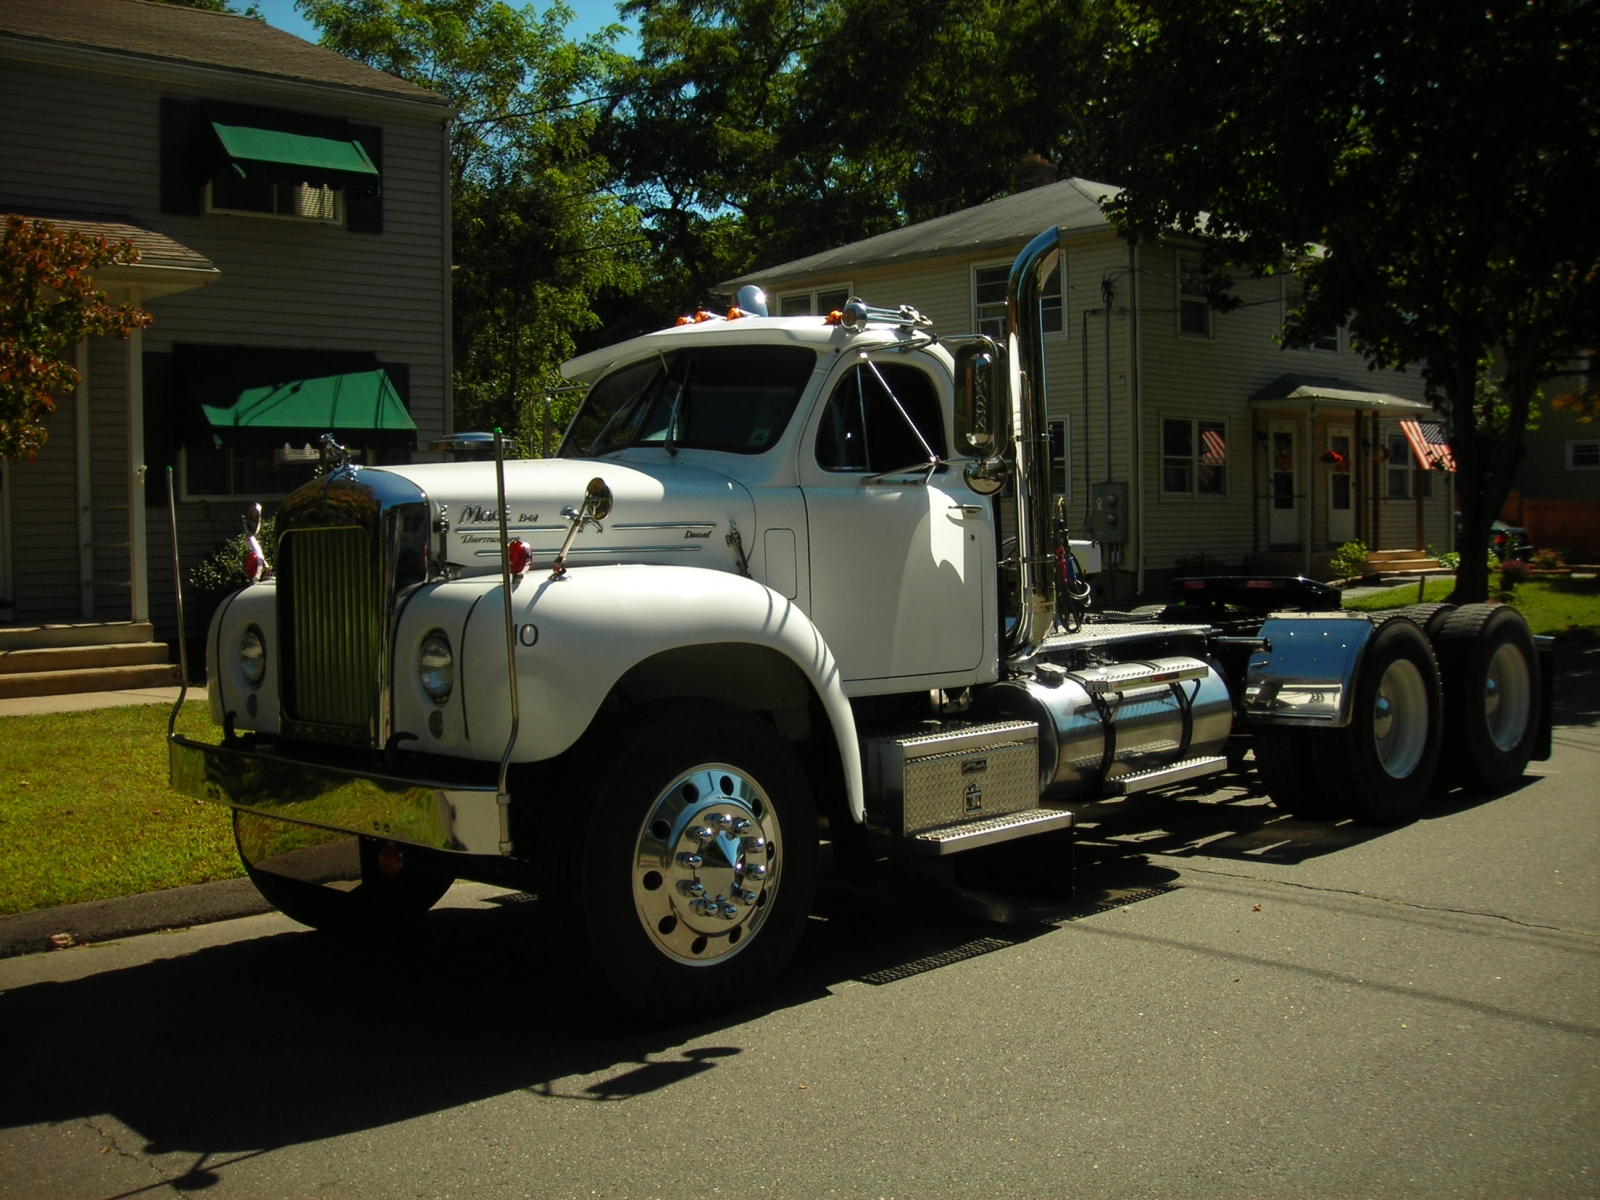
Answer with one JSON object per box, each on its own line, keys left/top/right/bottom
{"left": 1399, "top": 419, "right": 1455, "bottom": 472}
{"left": 1200, "top": 428, "right": 1227, "bottom": 464}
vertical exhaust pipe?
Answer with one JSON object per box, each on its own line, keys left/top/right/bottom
{"left": 1003, "top": 226, "right": 1062, "bottom": 666}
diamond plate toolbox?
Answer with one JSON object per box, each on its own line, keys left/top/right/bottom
{"left": 863, "top": 721, "right": 1040, "bottom": 837}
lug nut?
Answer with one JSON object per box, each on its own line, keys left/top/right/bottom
{"left": 738, "top": 890, "right": 757, "bottom": 905}
{"left": 690, "top": 826, "right": 714, "bottom": 841}
{"left": 678, "top": 880, "right": 704, "bottom": 897}
{"left": 731, "top": 818, "right": 753, "bottom": 833}
{"left": 720, "top": 902, "right": 738, "bottom": 919}
{"left": 678, "top": 852, "right": 703, "bottom": 868}
{"left": 743, "top": 836, "right": 766, "bottom": 853}
{"left": 711, "top": 813, "right": 732, "bottom": 828}
{"left": 746, "top": 864, "right": 768, "bottom": 880}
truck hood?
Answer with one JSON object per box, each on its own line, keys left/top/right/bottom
{"left": 375, "top": 457, "right": 756, "bottom": 577}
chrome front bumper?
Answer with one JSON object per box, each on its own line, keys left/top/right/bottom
{"left": 168, "top": 735, "right": 505, "bottom": 856}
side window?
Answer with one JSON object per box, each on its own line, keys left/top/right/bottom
{"left": 815, "top": 362, "right": 947, "bottom": 473}
{"left": 1178, "top": 257, "right": 1211, "bottom": 337}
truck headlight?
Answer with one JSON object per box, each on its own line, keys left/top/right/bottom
{"left": 419, "top": 630, "right": 453, "bottom": 704}
{"left": 240, "top": 625, "right": 266, "bottom": 688}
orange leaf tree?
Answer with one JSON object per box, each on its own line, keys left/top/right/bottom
{"left": 0, "top": 215, "right": 152, "bottom": 460}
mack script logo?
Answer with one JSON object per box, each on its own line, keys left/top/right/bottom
{"left": 460, "top": 506, "right": 540, "bottom": 525}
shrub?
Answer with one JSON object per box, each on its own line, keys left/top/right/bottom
{"left": 1433, "top": 549, "right": 1461, "bottom": 571}
{"left": 1328, "top": 540, "right": 1369, "bottom": 579}
{"left": 187, "top": 516, "right": 274, "bottom": 648}
{"left": 1531, "top": 547, "right": 1564, "bottom": 571}
{"left": 1499, "top": 560, "right": 1532, "bottom": 590}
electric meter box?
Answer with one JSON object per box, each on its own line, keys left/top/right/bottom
{"left": 1090, "top": 481, "right": 1129, "bottom": 543}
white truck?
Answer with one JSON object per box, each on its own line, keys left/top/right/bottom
{"left": 168, "top": 228, "right": 1552, "bottom": 1018}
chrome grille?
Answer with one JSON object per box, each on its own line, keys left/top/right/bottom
{"left": 282, "top": 526, "right": 380, "bottom": 736}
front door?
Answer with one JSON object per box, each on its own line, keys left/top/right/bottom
{"left": 1327, "top": 425, "right": 1354, "bottom": 545}
{"left": 1268, "top": 423, "right": 1299, "bottom": 546}
{"left": 800, "top": 354, "right": 988, "bottom": 683}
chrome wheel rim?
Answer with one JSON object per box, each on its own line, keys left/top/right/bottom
{"left": 632, "top": 763, "right": 781, "bottom": 966}
{"left": 1484, "top": 642, "right": 1532, "bottom": 752}
{"left": 1372, "top": 658, "right": 1428, "bottom": 779}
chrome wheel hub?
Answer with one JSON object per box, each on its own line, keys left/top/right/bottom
{"left": 1484, "top": 642, "right": 1532, "bottom": 752}
{"left": 632, "top": 764, "right": 781, "bottom": 965}
{"left": 1372, "top": 658, "right": 1428, "bottom": 779}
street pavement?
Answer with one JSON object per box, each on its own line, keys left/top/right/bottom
{"left": 1, "top": 647, "right": 1595, "bottom": 1199}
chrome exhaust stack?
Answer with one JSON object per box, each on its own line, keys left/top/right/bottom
{"left": 1003, "top": 226, "right": 1062, "bottom": 667}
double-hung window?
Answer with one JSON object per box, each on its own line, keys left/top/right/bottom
{"left": 1178, "top": 258, "right": 1210, "bottom": 338}
{"left": 1281, "top": 275, "right": 1340, "bottom": 352}
{"left": 777, "top": 286, "right": 851, "bottom": 317}
{"left": 974, "top": 261, "right": 1062, "bottom": 340}
{"left": 1385, "top": 433, "right": 1434, "bottom": 498}
{"left": 1161, "top": 417, "right": 1227, "bottom": 497}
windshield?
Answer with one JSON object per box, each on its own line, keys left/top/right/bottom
{"left": 561, "top": 344, "right": 817, "bottom": 458}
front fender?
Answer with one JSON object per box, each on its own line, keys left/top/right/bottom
{"left": 395, "top": 564, "right": 865, "bottom": 822}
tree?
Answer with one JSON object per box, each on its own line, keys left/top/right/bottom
{"left": 0, "top": 215, "right": 152, "bottom": 461}
{"left": 594, "top": 0, "right": 1116, "bottom": 333}
{"left": 299, "top": 0, "right": 641, "bottom": 438}
{"left": 1102, "top": 0, "right": 1600, "bottom": 601}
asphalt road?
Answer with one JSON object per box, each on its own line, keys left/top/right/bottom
{"left": 2, "top": 647, "right": 1596, "bottom": 1199}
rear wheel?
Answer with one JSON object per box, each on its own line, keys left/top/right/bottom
{"left": 1252, "top": 727, "right": 1339, "bottom": 819}
{"left": 545, "top": 702, "right": 818, "bottom": 1022}
{"left": 1312, "top": 617, "right": 1442, "bottom": 825}
{"left": 1434, "top": 604, "right": 1540, "bottom": 792}
{"left": 1399, "top": 601, "right": 1458, "bottom": 641}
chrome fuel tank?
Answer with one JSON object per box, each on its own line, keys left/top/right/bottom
{"left": 974, "top": 656, "right": 1233, "bottom": 800}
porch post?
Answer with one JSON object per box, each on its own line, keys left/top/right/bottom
{"left": 1304, "top": 404, "right": 1315, "bottom": 576}
{"left": 125, "top": 289, "right": 148, "bottom": 623}
{"left": 75, "top": 339, "right": 94, "bottom": 619}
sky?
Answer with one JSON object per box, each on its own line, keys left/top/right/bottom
{"left": 253, "top": 0, "right": 637, "bottom": 54}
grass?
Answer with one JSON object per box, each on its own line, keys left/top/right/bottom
{"left": 0, "top": 700, "right": 242, "bottom": 916}
{"left": 1343, "top": 574, "right": 1600, "bottom": 639}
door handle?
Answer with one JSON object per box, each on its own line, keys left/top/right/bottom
{"left": 949, "top": 504, "right": 983, "bottom": 518}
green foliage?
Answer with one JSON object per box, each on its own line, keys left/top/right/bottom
{"left": 1430, "top": 547, "right": 1460, "bottom": 571}
{"left": 1531, "top": 548, "right": 1565, "bottom": 571}
{"left": 1346, "top": 576, "right": 1598, "bottom": 639}
{"left": 1328, "top": 540, "right": 1369, "bottom": 580}
{"left": 0, "top": 216, "right": 151, "bottom": 460}
{"left": 188, "top": 515, "right": 274, "bottom": 641}
{"left": 299, "top": 0, "right": 642, "bottom": 439}
{"left": 1344, "top": 578, "right": 1456, "bottom": 610}
{"left": 1102, "top": 0, "right": 1600, "bottom": 605}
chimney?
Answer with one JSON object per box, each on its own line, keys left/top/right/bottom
{"left": 1012, "top": 154, "right": 1057, "bottom": 194}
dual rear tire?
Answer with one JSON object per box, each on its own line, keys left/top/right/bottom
{"left": 1257, "top": 604, "right": 1540, "bottom": 825}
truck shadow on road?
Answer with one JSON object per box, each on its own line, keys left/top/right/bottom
{"left": 0, "top": 769, "right": 1550, "bottom": 1182}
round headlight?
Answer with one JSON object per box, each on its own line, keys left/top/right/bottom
{"left": 419, "top": 630, "right": 454, "bottom": 704}
{"left": 240, "top": 625, "right": 266, "bottom": 688}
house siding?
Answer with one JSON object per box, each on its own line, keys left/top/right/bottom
{"left": 1, "top": 48, "right": 450, "bottom": 642}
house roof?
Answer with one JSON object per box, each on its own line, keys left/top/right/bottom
{"left": 5, "top": 212, "right": 221, "bottom": 298}
{"left": 721, "top": 177, "right": 1122, "bottom": 291}
{"left": 0, "top": 0, "right": 448, "bottom": 107}
{"left": 1249, "top": 373, "right": 1434, "bottom": 415}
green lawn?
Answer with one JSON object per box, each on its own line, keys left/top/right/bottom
{"left": 1343, "top": 574, "right": 1600, "bottom": 639}
{"left": 0, "top": 700, "right": 242, "bottom": 916}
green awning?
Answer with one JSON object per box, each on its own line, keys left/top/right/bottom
{"left": 211, "top": 121, "right": 379, "bottom": 183}
{"left": 175, "top": 345, "right": 417, "bottom": 451}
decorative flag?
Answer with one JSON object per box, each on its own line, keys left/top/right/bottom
{"left": 1399, "top": 419, "right": 1455, "bottom": 472}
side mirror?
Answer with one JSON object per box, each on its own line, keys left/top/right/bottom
{"left": 952, "top": 339, "right": 1008, "bottom": 457}
{"left": 584, "top": 476, "right": 613, "bottom": 522}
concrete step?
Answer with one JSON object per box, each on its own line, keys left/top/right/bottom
{"left": 1373, "top": 558, "right": 1443, "bottom": 574}
{"left": 1365, "top": 549, "right": 1431, "bottom": 563}
{"left": 0, "top": 642, "right": 172, "bottom": 675}
{"left": 0, "top": 661, "right": 181, "bottom": 700}
{"left": 0, "top": 621, "right": 155, "bottom": 652}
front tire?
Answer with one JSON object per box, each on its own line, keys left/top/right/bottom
{"left": 552, "top": 702, "right": 819, "bottom": 1022}
{"left": 1312, "top": 617, "right": 1442, "bottom": 825}
{"left": 1434, "top": 604, "right": 1540, "bottom": 792}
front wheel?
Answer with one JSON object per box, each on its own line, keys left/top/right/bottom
{"left": 549, "top": 702, "right": 819, "bottom": 1022}
{"left": 1312, "top": 617, "right": 1443, "bottom": 825}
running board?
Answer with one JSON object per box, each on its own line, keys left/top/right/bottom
{"left": 1101, "top": 755, "right": 1228, "bottom": 796}
{"left": 899, "top": 807, "right": 1075, "bottom": 856}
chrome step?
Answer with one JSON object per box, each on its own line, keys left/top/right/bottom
{"left": 900, "top": 807, "right": 1075, "bottom": 856}
{"left": 1101, "top": 755, "right": 1227, "bottom": 796}
{"left": 1066, "top": 656, "right": 1212, "bottom": 696}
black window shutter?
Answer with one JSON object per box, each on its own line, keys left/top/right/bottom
{"left": 142, "top": 351, "right": 178, "bottom": 505}
{"left": 347, "top": 124, "right": 384, "bottom": 233}
{"left": 159, "top": 98, "right": 204, "bottom": 215}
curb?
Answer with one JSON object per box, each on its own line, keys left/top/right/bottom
{"left": 0, "top": 877, "right": 273, "bottom": 960}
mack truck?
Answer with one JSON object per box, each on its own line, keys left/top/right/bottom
{"left": 167, "top": 227, "right": 1552, "bottom": 1018}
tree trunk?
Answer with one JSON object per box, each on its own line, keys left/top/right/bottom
{"left": 1448, "top": 357, "right": 1493, "bottom": 604}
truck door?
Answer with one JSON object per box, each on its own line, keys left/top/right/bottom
{"left": 799, "top": 355, "right": 989, "bottom": 684}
